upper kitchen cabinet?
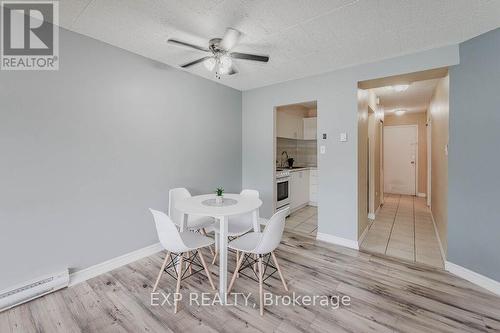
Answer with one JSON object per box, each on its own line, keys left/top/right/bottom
{"left": 303, "top": 117, "right": 317, "bottom": 140}
{"left": 276, "top": 103, "right": 317, "bottom": 140}
{"left": 276, "top": 110, "right": 304, "bottom": 139}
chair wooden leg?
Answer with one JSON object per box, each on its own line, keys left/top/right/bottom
{"left": 187, "top": 251, "right": 193, "bottom": 275}
{"left": 152, "top": 251, "right": 170, "bottom": 292}
{"left": 174, "top": 254, "right": 184, "bottom": 314}
{"left": 201, "top": 228, "right": 215, "bottom": 256}
{"left": 228, "top": 252, "right": 245, "bottom": 294}
{"left": 258, "top": 256, "right": 264, "bottom": 316}
{"left": 198, "top": 250, "right": 216, "bottom": 290}
{"left": 212, "top": 249, "right": 218, "bottom": 265}
{"left": 271, "top": 252, "right": 288, "bottom": 291}
{"left": 212, "top": 232, "right": 220, "bottom": 265}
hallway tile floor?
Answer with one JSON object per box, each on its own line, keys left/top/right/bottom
{"left": 360, "top": 194, "right": 444, "bottom": 268}
{"left": 284, "top": 205, "right": 318, "bottom": 236}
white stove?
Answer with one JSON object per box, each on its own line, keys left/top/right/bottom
{"left": 275, "top": 169, "right": 291, "bottom": 211}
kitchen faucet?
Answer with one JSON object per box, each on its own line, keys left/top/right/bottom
{"left": 281, "top": 151, "right": 289, "bottom": 167}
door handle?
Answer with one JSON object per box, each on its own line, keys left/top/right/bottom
{"left": 411, "top": 161, "right": 415, "bottom": 164}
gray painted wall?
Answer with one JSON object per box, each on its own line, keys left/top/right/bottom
{"left": 0, "top": 29, "right": 242, "bottom": 290}
{"left": 449, "top": 28, "right": 500, "bottom": 281}
{"left": 243, "top": 46, "right": 459, "bottom": 242}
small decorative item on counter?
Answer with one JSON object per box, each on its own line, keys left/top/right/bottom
{"left": 287, "top": 158, "right": 294, "bottom": 168}
{"left": 215, "top": 187, "right": 224, "bottom": 204}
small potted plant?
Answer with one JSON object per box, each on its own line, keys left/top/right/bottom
{"left": 215, "top": 187, "right": 224, "bottom": 205}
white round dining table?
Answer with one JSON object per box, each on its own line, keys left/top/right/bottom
{"left": 175, "top": 193, "right": 263, "bottom": 303}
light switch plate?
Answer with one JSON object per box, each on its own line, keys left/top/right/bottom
{"left": 320, "top": 145, "right": 326, "bottom": 154}
{"left": 340, "top": 132, "right": 347, "bottom": 142}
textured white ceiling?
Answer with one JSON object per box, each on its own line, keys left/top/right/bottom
{"left": 55, "top": 0, "right": 500, "bottom": 90}
{"left": 373, "top": 78, "right": 440, "bottom": 114}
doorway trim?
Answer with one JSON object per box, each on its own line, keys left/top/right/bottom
{"left": 383, "top": 124, "right": 418, "bottom": 196}
{"left": 426, "top": 116, "right": 432, "bottom": 207}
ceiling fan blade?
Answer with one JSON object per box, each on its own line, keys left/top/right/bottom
{"left": 180, "top": 56, "right": 211, "bottom": 68}
{"left": 230, "top": 52, "right": 269, "bottom": 62}
{"left": 167, "top": 39, "right": 209, "bottom": 52}
{"left": 220, "top": 28, "right": 241, "bottom": 50}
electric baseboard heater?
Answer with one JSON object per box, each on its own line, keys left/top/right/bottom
{"left": 0, "top": 269, "right": 69, "bottom": 312}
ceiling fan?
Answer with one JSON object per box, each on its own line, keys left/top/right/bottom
{"left": 167, "top": 28, "right": 269, "bottom": 79}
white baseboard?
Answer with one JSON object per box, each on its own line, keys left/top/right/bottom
{"left": 417, "top": 192, "right": 427, "bottom": 198}
{"left": 316, "top": 232, "right": 359, "bottom": 250}
{"left": 445, "top": 261, "right": 500, "bottom": 296}
{"left": 308, "top": 201, "right": 318, "bottom": 207}
{"left": 69, "top": 242, "right": 163, "bottom": 287}
{"left": 429, "top": 211, "right": 446, "bottom": 264}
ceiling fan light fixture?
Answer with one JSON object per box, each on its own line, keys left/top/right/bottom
{"left": 204, "top": 57, "right": 216, "bottom": 71}
{"left": 218, "top": 65, "right": 229, "bottom": 75}
{"left": 219, "top": 55, "right": 232, "bottom": 72}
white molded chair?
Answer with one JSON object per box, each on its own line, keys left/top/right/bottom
{"left": 150, "top": 209, "right": 216, "bottom": 313}
{"left": 169, "top": 188, "right": 215, "bottom": 256}
{"left": 169, "top": 188, "right": 215, "bottom": 231}
{"left": 227, "top": 207, "right": 290, "bottom": 316}
{"left": 211, "top": 189, "right": 264, "bottom": 265}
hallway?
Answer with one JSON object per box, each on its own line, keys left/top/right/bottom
{"left": 360, "top": 194, "right": 444, "bottom": 268}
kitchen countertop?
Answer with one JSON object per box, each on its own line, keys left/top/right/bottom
{"left": 276, "top": 166, "right": 317, "bottom": 172}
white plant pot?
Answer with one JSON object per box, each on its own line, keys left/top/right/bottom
{"left": 215, "top": 196, "right": 223, "bottom": 205}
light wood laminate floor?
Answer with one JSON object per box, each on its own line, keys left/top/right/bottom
{"left": 360, "top": 194, "right": 444, "bottom": 268}
{"left": 2, "top": 231, "right": 499, "bottom": 332}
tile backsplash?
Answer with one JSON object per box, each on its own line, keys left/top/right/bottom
{"left": 276, "top": 138, "right": 317, "bottom": 167}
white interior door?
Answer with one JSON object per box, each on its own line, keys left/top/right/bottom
{"left": 384, "top": 125, "right": 417, "bottom": 195}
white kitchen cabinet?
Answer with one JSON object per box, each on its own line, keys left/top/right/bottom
{"left": 277, "top": 111, "right": 304, "bottom": 139}
{"left": 290, "top": 169, "right": 310, "bottom": 210}
{"left": 309, "top": 169, "right": 318, "bottom": 206}
{"left": 303, "top": 117, "right": 317, "bottom": 140}
{"left": 296, "top": 117, "right": 304, "bottom": 139}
